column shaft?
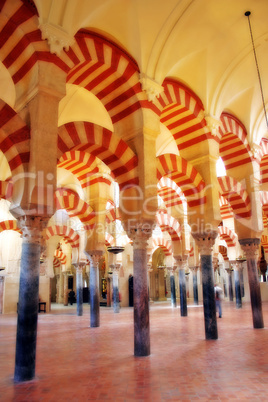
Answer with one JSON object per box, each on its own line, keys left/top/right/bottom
{"left": 234, "top": 269, "right": 242, "bottom": 308}
{"left": 76, "top": 268, "right": 83, "bottom": 316}
{"left": 201, "top": 254, "right": 218, "bottom": 340}
{"left": 228, "top": 272, "right": 233, "bottom": 301}
{"left": 247, "top": 257, "right": 264, "bottom": 328}
{"left": 14, "top": 241, "right": 40, "bottom": 382}
{"left": 179, "top": 269, "right": 187, "bottom": 316}
{"left": 90, "top": 264, "right": 100, "bottom": 327}
{"left": 170, "top": 275, "right": 177, "bottom": 308}
{"left": 239, "top": 239, "right": 264, "bottom": 329}
{"left": 133, "top": 246, "right": 150, "bottom": 356}
{"left": 113, "top": 272, "right": 120, "bottom": 313}
{"left": 193, "top": 271, "right": 198, "bottom": 305}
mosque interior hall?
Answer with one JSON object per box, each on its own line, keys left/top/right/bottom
{"left": 0, "top": 0, "right": 268, "bottom": 399}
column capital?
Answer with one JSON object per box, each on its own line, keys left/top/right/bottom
{"left": 86, "top": 250, "right": 103, "bottom": 267}
{"left": 127, "top": 220, "right": 154, "bottom": 249}
{"left": 174, "top": 255, "right": 188, "bottom": 269}
{"left": 167, "top": 266, "right": 176, "bottom": 276}
{"left": 110, "top": 263, "right": 121, "bottom": 273}
{"left": 192, "top": 231, "right": 218, "bottom": 255}
{"left": 17, "top": 215, "right": 49, "bottom": 245}
{"left": 239, "top": 238, "right": 260, "bottom": 259}
{"left": 189, "top": 265, "right": 199, "bottom": 273}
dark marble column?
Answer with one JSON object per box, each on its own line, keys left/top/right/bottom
{"left": 14, "top": 216, "right": 47, "bottom": 383}
{"left": 128, "top": 223, "right": 152, "bottom": 357}
{"left": 239, "top": 239, "right": 264, "bottom": 329}
{"left": 0, "top": 274, "right": 4, "bottom": 314}
{"left": 225, "top": 267, "right": 234, "bottom": 301}
{"left": 86, "top": 251, "right": 102, "bottom": 327}
{"left": 167, "top": 266, "right": 177, "bottom": 308}
{"left": 106, "top": 274, "right": 112, "bottom": 307}
{"left": 147, "top": 263, "right": 153, "bottom": 304}
{"left": 74, "top": 262, "right": 85, "bottom": 316}
{"left": 230, "top": 261, "right": 242, "bottom": 309}
{"left": 192, "top": 232, "right": 218, "bottom": 340}
{"left": 63, "top": 272, "right": 69, "bottom": 306}
{"left": 174, "top": 256, "right": 188, "bottom": 317}
{"left": 190, "top": 266, "right": 199, "bottom": 305}
{"left": 111, "top": 263, "right": 120, "bottom": 313}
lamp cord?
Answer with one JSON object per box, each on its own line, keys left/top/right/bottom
{"left": 245, "top": 11, "right": 268, "bottom": 129}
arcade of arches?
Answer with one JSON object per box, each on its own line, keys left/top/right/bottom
{"left": 0, "top": 0, "right": 267, "bottom": 384}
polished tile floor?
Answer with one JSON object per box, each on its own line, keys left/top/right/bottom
{"left": 0, "top": 300, "right": 267, "bottom": 401}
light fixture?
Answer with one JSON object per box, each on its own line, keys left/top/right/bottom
{"left": 245, "top": 11, "right": 268, "bottom": 130}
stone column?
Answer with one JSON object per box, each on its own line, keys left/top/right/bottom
{"left": 63, "top": 272, "right": 69, "bottom": 306}
{"left": 225, "top": 267, "right": 234, "bottom": 301}
{"left": 55, "top": 273, "right": 60, "bottom": 303}
{"left": 128, "top": 222, "right": 152, "bottom": 357}
{"left": 14, "top": 216, "right": 47, "bottom": 383}
{"left": 230, "top": 261, "right": 242, "bottom": 309}
{"left": 190, "top": 266, "right": 199, "bottom": 305}
{"left": 239, "top": 239, "right": 264, "bottom": 329}
{"left": 167, "top": 266, "right": 177, "bottom": 308}
{"left": 111, "top": 263, "right": 120, "bottom": 313}
{"left": 192, "top": 232, "right": 218, "bottom": 340}
{"left": 174, "top": 256, "right": 188, "bottom": 316}
{"left": 86, "top": 251, "right": 102, "bottom": 327}
{"left": 74, "top": 262, "right": 85, "bottom": 316}
{"left": 0, "top": 274, "right": 4, "bottom": 313}
{"left": 106, "top": 272, "right": 112, "bottom": 307}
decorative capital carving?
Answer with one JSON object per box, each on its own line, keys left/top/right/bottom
{"left": 147, "top": 262, "right": 153, "bottom": 273}
{"left": 127, "top": 220, "right": 154, "bottom": 249}
{"left": 189, "top": 265, "right": 199, "bottom": 273}
{"left": 17, "top": 215, "right": 49, "bottom": 245}
{"left": 139, "top": 74, "right": 163, "bottom": 104}
{"left": 167, "top": 266, "right": 176, "bottom": 276}
{"left": 239, "top": 238, "right": 260, "bottom": 259}
{"left": 174, "top": 255, "right": 188, "bottom": 270}
{"left": 39, "top": 23, "right": 74, "bottom": 56}
{"left": 87, "top": 250, "right": 103, "bottom": 267}
{"left": 110, "top": 263, "right": 121, "bottom": 274}
{"left": 192, "top": 231, "right": 218, "bottom": 255}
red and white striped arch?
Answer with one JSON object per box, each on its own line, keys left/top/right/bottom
{"left": 217, "top": 176, "right": 251, "bottom": 219}
{"left": 218, "top": 245, "right": 228, "bottom": 261}
{"left": 46, "top": 225, "right": 79, "bottom": 248}
{"left": 0, "top": 101, "right": 30, "bottom": 177}
{"left": 156, "top": 213, "right": 181, "bottom": 242}
{"left": 55, "top": 188, "right": 95, "bottom": 227}
{"left": 261, "top": 235, "right": 268, "bottom": 253}
{"left": 0, "top": 219, "right": 21, "bottom": 234}
{"left": 154, "top": 80, "right": 210, "bottom": 153}
{"left": 105, "top": 232, "right": 115, "bottom": 248}
{"left": 63, "top": 30, "right": 146, "bottom": 124}
{"left": 53, "top": 257, "right": 61, "bottom": 269}
{"left": 58, "top": 151, "right": 99, "bottom": 189}
{"left": 157, "top": 154, "right": 206, "bottom": 207}
{"left": 259, "top": 139, "right": 268, "bottom": 185}
{"left": 58, "top": 122, "right": 138, "bottom": 190}
{"left": 0, "top": 2, "right": 145, "bottom": 124}
{"left": 54, "top": 249, "right": 67, "bottom": 265}
{"left": 260, "top": 191, "right": 268, "bottom": 224}
{"left": 152, "top": 238, "right": 172, "bottom": 256}
{"left": 218, "top": 226, "right": 236, "bottom": 247}
{"left": 157, "top": 177, "right": 186, "bottom": 209}
{"left": 219, "top": 113, "right": 252, "bottom": 172}
{"left": 219, "top": 196, "right": 234, "bottom": 220}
